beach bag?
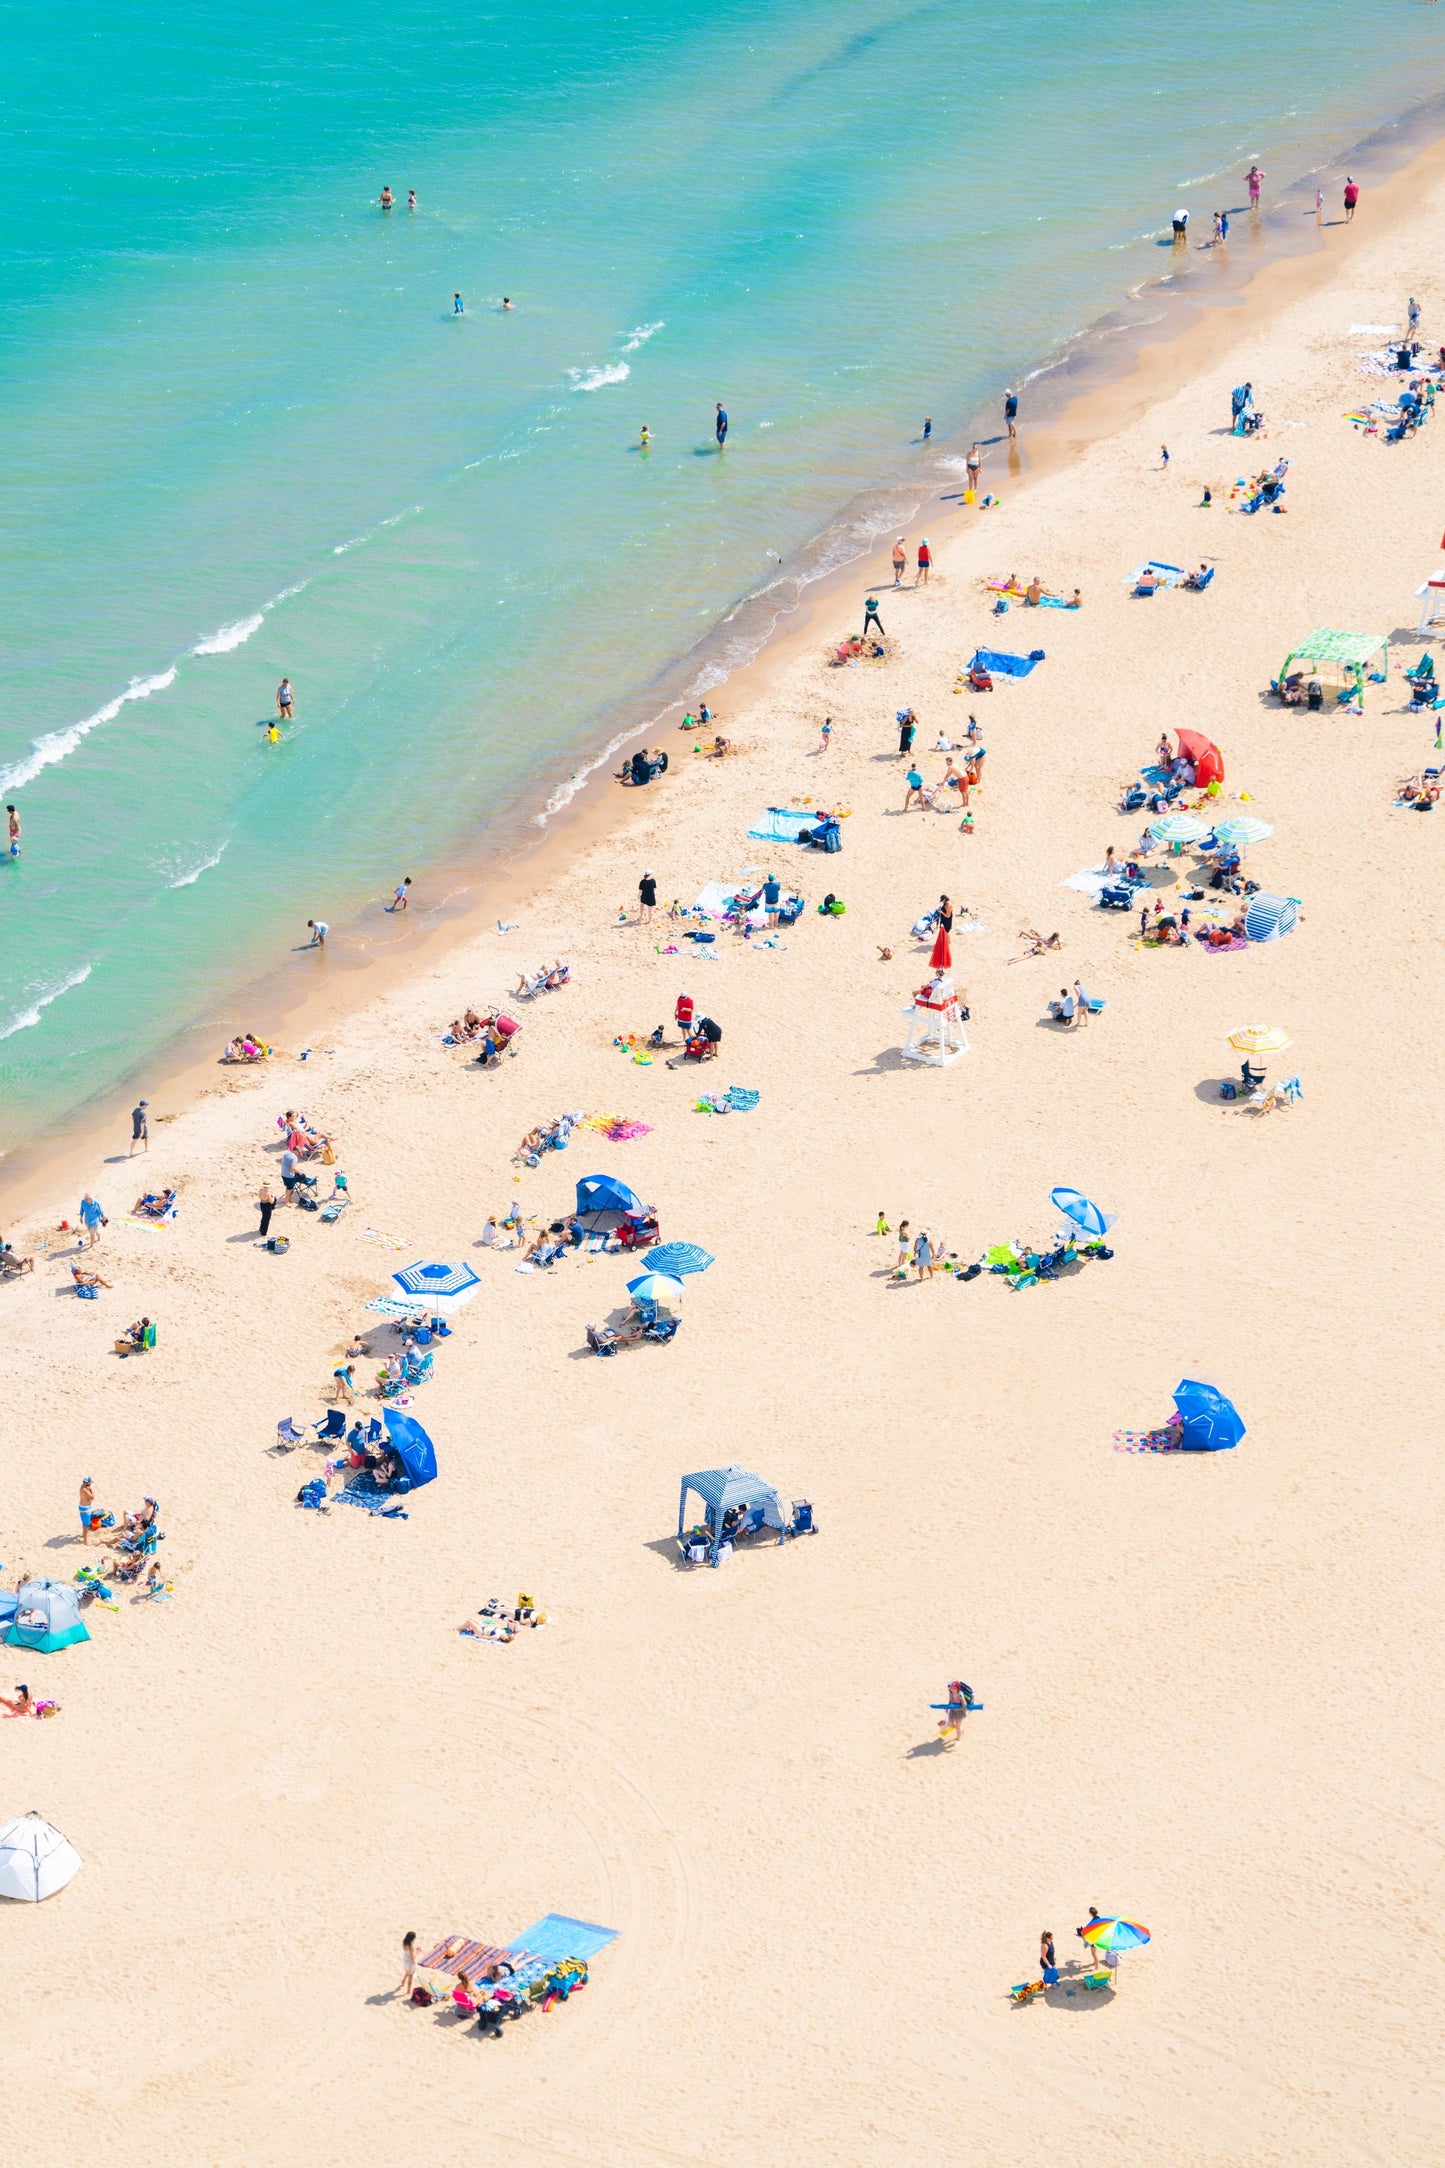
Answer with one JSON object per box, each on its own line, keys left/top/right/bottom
{"left": 410, "top": 1984, "right": 436, "bottom": 2006}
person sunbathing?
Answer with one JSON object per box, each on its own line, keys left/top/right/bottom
{"left": 543, "top": 960, "right": 570, "bottom": 989}
{"left": 1066, "top": 588, "right": 1082, "bottom": 608}
{"left": 1025, "top": 575, "right": 1044, "bottom": 606}
{"left": 1135, "top": 568, "right": 1159, "bottom": 594}
{"left": 115, "top": 1316, "right": 151, "bottom": 1357}
{"left": 1010, "top": 929, "right": 1062, "bottom": 960}
{"left": 0, "top": 1240, "right": 33, "bottom": 1275}
{"left": 1182, "top": 563, "right": 1213, "bottom": 590}
{"left": 71, "top": 1262, "right": 112, "bottom": 1290}
{"left": 1, "top": 1683, "right": 57, "bottom": 1718}
{"left": 132, "top": 1187, "right": 176, "bottom": 1219}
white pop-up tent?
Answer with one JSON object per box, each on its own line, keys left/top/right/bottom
{"left": 0, "top": 1813, "right": 83, "bottom": 1901}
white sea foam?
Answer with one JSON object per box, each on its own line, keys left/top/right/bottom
{"left": 332, "top": 533, "right": 367, "bottom": 556}
{"left": 0, "top": 669, "right": 178, "bottom": 793}
{"left": 568, "top": 361, "right": 630, "bottom": 393}
{"left": 536, "top": 720, "right": 651, "bottom": 824}
{"left": 0, "top": 962, "right": 93, "bottom": 1041}
{"left": 169, "top": 841, "right": 228, "bottom": 888}
{"left": 621, "top": 321, "right": 664, "bottom": 352}
{"left": 266, "top": 578, "right": 311, "bottom": 609}
{"left": 191, "top": 611, "right": 265, "bottom": 656}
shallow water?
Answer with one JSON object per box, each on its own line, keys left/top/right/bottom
{"left": 0, "top": 0, "right": 1437, "bottom": 1146}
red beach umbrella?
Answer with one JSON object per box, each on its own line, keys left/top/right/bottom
{"left": 1174, "top": 728, "right": 1224, "bottom": 788}
{"left": 929, "top": 924, "right": 952, "bottom": 969}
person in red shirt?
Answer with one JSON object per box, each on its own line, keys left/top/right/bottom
{"left": 916, "top": 538, "right": 932, "bottom": 585}
{"left": 675, "top": 993, "right": 694, "bottom": 1039}
{"left": 1343, "top": 176, "right": 1359, "bottom": 223}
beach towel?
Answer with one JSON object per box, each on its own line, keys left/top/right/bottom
{"left": 968, "top": 646, "right": 1045, "bottom": 678}
{"left": 1123, "top": 561, "right": 1185, "bottom": 588}
{"left": 747, "top": 808, "right": 815, "bottom": 844}
{"left": 1113, "top": 1425, "right": 1183, "bottom": 1454}
{"left": 725, "top": 1086, "right": 760, "bottom": 1110}
{"left": 579, "top": 1114, "right": 652, "bottom": 1141}
{"left": 506, "top": 1914, "right": 618, "bottom": 1966}
{"left": 418, "top": 1935, "right": 513, "bottom": 1976}
{"left": 334, "top": 1474, "right": 409, "bottom": 1517}
{"left": 1061, "top": 867, "right": 1111, "bottom": 895}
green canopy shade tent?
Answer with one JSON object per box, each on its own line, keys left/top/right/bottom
{"left": 1277, "top": 628, "right": 1388, "bottom": 705}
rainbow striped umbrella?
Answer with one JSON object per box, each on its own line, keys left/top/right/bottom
{"left": 1081, "top": 1917, "right": 1150, "bottom": 1953}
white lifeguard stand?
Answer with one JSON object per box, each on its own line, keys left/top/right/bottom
{"left": 901, "top": 973, "right": 970, "bottom": 1066}
{"left": 1415, "top": 570, "right": 1445, "bottom": 636}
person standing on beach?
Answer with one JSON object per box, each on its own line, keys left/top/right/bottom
{"left": 1171, "top": 207, "right": 1188, "bottom": 244}
{"left": 6, "top": 803, "right": 20, "bottom": 857}
{"left": 916, "top": 538, "right": 932, "bottom": 584}
{"left": 818, "top": 717, "right": 833, "bottom": 753}
{"left": 400, "top": 1932, "right": 418, "bottom": 1997}
{"left": 307, "top": 919, "right": 328, "bottom": 947}
{"left": 130, "top": 1099, "right": 149, "bottom": 1155}
{"left": 764, "top": 872, "right": 781, "bottom": 927}
{"left": 892, "top": 538, "right": 907, "bottom": 586}
{"left": 965, "top": 442, "right": 982, "bottom": 496}
{"left": 715, "top": 402, "right": 728, "bottom": 446}
{"left": 79, "top": 1475, "right": 96, "bottom": 1545}
{"left": 1246, "top": 163, "right": 1264, "bottom": 210}
{"left": 257, "top": 1181, "right": 275, "bottom": 1239}
{"left": 276, "top": 678, "right": 294, "bottom": 722}
{"left": 898, "top": 710, "right": 917, "bottom": 757}
{"left": 1344, "top": 176, "right": 1359, "bottom": 223}
{"left": 637, "top": 869, "right": 657, "bottom": 923}
{"left": 388, "top": 877, "right": 412, "bottom": 913}
{"left": 863, "top": 595, "right": 884, "bottom": 640}
{"left": 1003, "top": 388, "right": 1018, "bottom": 438}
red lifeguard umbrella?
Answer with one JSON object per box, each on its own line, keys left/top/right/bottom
{"left": 1174, "top": 728, "right": 1223, "bottom": 789}
{"left": 929, "top": 924, "right": 952, "bottom": 969}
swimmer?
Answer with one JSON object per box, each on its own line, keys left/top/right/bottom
{"left": 454, "top": 292, "right": 464, "bottom": 314}
{"left": 267, "top": 722, "right": 280, "bottom": 745}
{"left": 501, "top": 296, "right": 513, "bottom": 310}
{"left": 407, "top": 189, "right": 416, "bottom": 211}
{"left": 715, "top": 401, "right": 728, "bottom": 446}
{"left": 6, "top": 803, "right": 19, "bottom": 857}
{"left": 276, "top": 677, "right": 294, "bottom": 721}
{"left": 379, "top": 186, "right": 394, "bottom": 210}
{"left": 640, "top": 424, "right": 651, "bottom": 447}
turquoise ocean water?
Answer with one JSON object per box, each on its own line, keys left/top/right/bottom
{"left": 0, "top": 0, "right": 1439, "bottom": 1149}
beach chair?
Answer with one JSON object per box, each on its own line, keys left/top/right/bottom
{"left": 313, "top": 1408, "right": 347, "bottom": 1442}
{"left": 643, "top": 1316, "right": 679, "bottom": 1343}
{"left": 1010, "top": 1980, "right": 1045, "bottom": 2005}
{"left": 1082, "top": 1970, "right": 1113, "bottom": 1992}
{"left": 276, "top": 1417, "right": 306, "bottom": 1449}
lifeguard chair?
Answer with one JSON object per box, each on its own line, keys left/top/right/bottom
{"left": 901, "top": 973, "right": 969, "bottom": 1066}
{"left": 1415, "top": 570, "right": 1445, "bottom": 636}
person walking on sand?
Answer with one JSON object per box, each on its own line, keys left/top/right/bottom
{"left": 1004, "top": 387, "right": 1018, "bottom": 438}
{"left": 903, "top": 765, "right": 925, "bottom": 812}
{"left": 1246, "top": 162, "right": 1264, "bottom": 210}
{"left": 916, "top": 537, "right": 932, "bottom": 584}
{"left": 307, "top": 918, "right": 328, "bottom": 947}
{"left": 892, "top": 537, "right": 907, "bottom": 586}
{"left": 863, "top": 595, "right": 884, "bottom": 640}
{"left": 1344, "top": 175, "right": 1359, "bottom": 223}
{"left": 894, "top": 1220, "right": 911, "bottom": 1277}
{"left": 400, "top": 1932, "right": 418, "bottom": 1997}
{"left": 79, "top": 1193, "right": 105, "bottom": 1248}
{"left": 388, "top": 877, "right": 412, "bottom": 913}
{"left": 257, "top": 1181, "right": 276, "bottom": 1240}
{"left": 637, "top": 868, "right": 657, "bottom": 922}
{"left": 130, "top": 1099, "right": 149, "bottom": 1155}
{"left": 818, "top": 716, "right": 833, "bottom": 753}
{"left": 6, "top": 803, "right": 20, "bottom": 857}
{"left": 966, "top": 441, "right": 982, "bottom": 494}
{"left": 276, "top": 678, "right": 294, "bottom": 722}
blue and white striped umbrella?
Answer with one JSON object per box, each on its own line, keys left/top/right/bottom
{"left": 626, "top": 1271, "right": 686, "bottom": 1308}
{"left": 644, "top": 1243, "right": 715, "bottom": 1277}
{"left": 1243, "top": 892, "right": 1298, "bottom": 943}
{"left": 392, "top": 1260, "right": 482, "bottom": 1297}
{"left": 1211, "top": 816, "right": 1274, "bottom": 846}
{"left": 1049, "top": 1188, "right": 1116, "bottom": 1240}
{"left": 1149, "top": 813, "right": 1207, "bottom": 846}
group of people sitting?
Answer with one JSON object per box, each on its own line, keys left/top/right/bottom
{"left": 616, "top": 747, "right": 669, "bottom": 786}
{"left": 443, "top": 1007, "right": 523, "bottom": 1063}
{"left": 992, "top": 573, "right": 1083, "bottom": 608}
{"left": 222, "top": 1033, "right": 271, "bottom": 1063}
{"left": 278, "top": 1110, "right": 333, "bottom": 1160}
{"left": 513, "top": 1111, "right": 582, "bottom": 1163}
{"left": 512, "top": 960, "right": 569, "bottom": 998}
{"left": 458, "top": 1593, "right": 547, "bottom": 1642}
{"left": 1396, "top": 768, "right": 1439, "bottom": 810}
{"left": 1275, "top": 671, "right": 1330, "bottom": 710}
{"left": 832, "top": 632, "right": 887, "bottom": 664}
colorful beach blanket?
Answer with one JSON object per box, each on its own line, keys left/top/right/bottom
{"left": 334, "top": 1473, "right": 409, "bottom": 1516}
{"left": 1113, "top": 1425, "right": 1183, "bottom": 1454}
{"left": 748, "top": 808, "right": 815, "bottom": 843}
{"left": 579, "top": 1114, "right": 653, "bottom": 1141}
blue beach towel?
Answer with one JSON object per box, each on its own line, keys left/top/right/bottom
{"left": 748, "top": 808, "right": 814, "bottom": 843}
{"left": 334, "top": 1474, "right": 409, "bottom": 1517}
{"left": 725, "top": 1086, "right": 760, "bottom": 1110}
{"left": 506, "top": 1914, "right": 619, "bottom": 1965}
{"left": 969, "top": 647, "right": 1045, "bottom": 678}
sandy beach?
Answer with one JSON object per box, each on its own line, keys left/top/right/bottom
{"left": 5, "top": 142, "right": 1445, "bottom": 2167}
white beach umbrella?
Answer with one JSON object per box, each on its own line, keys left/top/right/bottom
{"left": 0, "top": 1813, "right": 82, "bottom": 1901}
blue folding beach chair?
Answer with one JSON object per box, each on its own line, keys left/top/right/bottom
{"left": 313, "top": 1409, "right": 347, "bottom": 1442}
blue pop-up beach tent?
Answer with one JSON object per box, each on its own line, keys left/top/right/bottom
{"left": 384, "top": 1409, "right": 438, "bottom": 1490}
{"left": 5, "top": 1578, "right": 91, "bottom": 1653}
{"left": 678, "top": 1465, "right": 787, "bottom": 1562}
{"left": 575, "top": 1174, "right": 642, "bottom": 1224}
{"left": 970, "top": 647, "right": 1046, "bottom": 678}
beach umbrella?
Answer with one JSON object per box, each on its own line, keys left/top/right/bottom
{"left": 626, "top": 1271, "right": 686, "bottom": 1309}
{"left": 1174, "top": 729, "right": 1224, "bottom": 787}
{"left": 0, "top": 1814, "right": 82, "bottom": 1902}
{"left": 383, "top": 1408, "right": 438, "bottom": 1490}
{"left": 1243, "top": 892, "right": 1298, "bottom": 943}
{"left": 392, "top": 1261, "right": 482, "bottom": 1298}
{"left": 1211, "top": 816, "right": 1273, "bottom": 847}
{"left": 1049, "top": 1187, "right": 1116, "bottom": 1240}
{"left": 929, "top": 924, "right": 952, "bottom": 970}
{"left": 1171, "top": 1379, "right": 1245, "bottom": 1451}
{"left": 1227, "top": 1021, "right": 1291, "bottom": 1061}
{"left": 1149, "top": 813, "right": 1207, "bottom": 846}
{"left": 1081, "top": 1917, "right": 1151, "bottom": 1954}
{"left": 645, "top": 1243, "right": 714, "bottom": 1277}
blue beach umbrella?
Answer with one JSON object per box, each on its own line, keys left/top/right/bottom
{"left": 626, "top": 1271, "right": 686, "bottom": 1309}
{"left": 393, "top": 1260, "right": 482, "bottom": 1297}
{"left": 384, "top": 1409, "right": 438, "bottom": 1490}
{"left": 1171, "top": 1379, "right": 1245, "bottom": 1451}
{"left": 644, "top": 1243, "right": 715, "bottom": 1277}
{"left": 1050, "top": 1187, "right": 1117, "bottom": 1240}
